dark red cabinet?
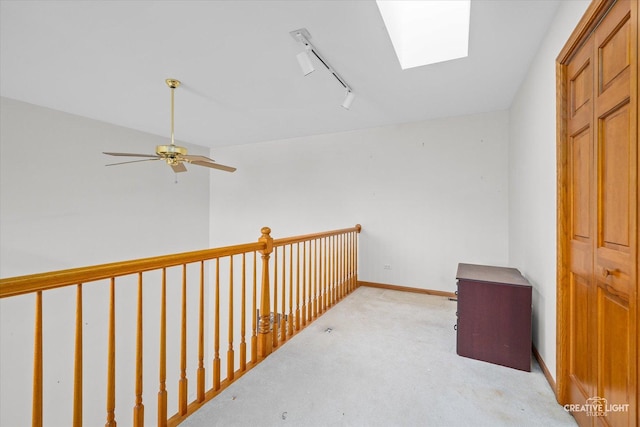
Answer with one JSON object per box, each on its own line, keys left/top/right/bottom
{"left": 455, "top": 263, "right": 532, "bottom": 371}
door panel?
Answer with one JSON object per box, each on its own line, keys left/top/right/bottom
{"left": 597, "top": 6, "right": 630, "bottom": 94}
{"left": 599, "top": 16, "right": 631, "bottom": 92}
{"left": 573, "top": 129, "right": 592, "bottom": 240}
{"left": 598, "top": 290, "right": 631, "bottom": 427}
{"left": 573, "top": 60, "right": 593, "bottom": 116}
{"left": 571, "top": 274, "right": 594, "bottom": 396}
{"left": 599, "top": 102, "right": 631, "bottom": 251}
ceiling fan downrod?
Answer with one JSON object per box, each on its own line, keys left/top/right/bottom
{"left": 156, "top": 79, "right": 187, "bottom": 160}
{"left": 166, "top": 79, "right": 180, "bottom": 146}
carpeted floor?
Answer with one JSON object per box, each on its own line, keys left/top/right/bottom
{"left": 183, "top": 286, "right": 577, "bottom": 427}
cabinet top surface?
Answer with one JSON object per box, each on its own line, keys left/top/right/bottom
{"left": 456, "top": 263, "right": 531, "bottom": 287}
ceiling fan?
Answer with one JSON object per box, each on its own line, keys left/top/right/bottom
{"left": 103, "top": 79, "right": 236, "bottom": 173}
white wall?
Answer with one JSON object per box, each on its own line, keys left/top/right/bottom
{"left": 210, "top": 111, "right": 510, "bottom": 292}
{"left": 0, "top": 97, "right": 211, "bottom": 426}
{"left": 508, "top": 0, "right": 590, "bottom": 383}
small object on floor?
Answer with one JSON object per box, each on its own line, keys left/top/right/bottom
{"left": 325, "top": 328, "right": 332, "bottom": 333}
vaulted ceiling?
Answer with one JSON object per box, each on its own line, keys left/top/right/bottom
{"left": 0, "top": 0, "right": 560, "bottom": 148}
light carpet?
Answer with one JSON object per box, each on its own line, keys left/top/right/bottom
{"left": 183, "top": 286, "right": 576, "bottom": 427}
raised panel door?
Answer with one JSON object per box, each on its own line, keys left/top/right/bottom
{"left": 558, "top": 1, "right": 638, "bottom": 426}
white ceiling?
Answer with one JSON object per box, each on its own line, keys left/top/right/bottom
{"left": 0, "top": 0, "right": 560, "bottom": 149}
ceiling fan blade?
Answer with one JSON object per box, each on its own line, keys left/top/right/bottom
{"left": 191, "top": 160, "right": 236, "bottom": 172}
{"left": 182, "top": 154, "right": 215, "bottom": 162}
{"left": 103, "top": 152, "right": 160, "bottom": 158}
{"left": 106, "top": 158, "right": 162, "bottom": 166}
{"left": 171, "top": 162, "right": 187, "bottom": 173}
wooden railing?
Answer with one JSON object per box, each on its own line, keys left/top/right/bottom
{"left": 0, "top": 224, "right": 361, "bottom": 426}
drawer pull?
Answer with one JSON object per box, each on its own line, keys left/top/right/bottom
{"left": 454, "top": 324, "right": 457, "bottom": 331}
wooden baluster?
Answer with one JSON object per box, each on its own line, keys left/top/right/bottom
{"left": 335, "top": 235, "right": 339, "bottom": 303}
{"left": 352, "top": 230, "right": 357, "bottom": 290}
{"left": 272, "top": 248, "right": 278, "bottom": 348}
{"left": 327, "top": 236, "right": 334, "bottom": 308}
{"left": 133, "top": 273, "right": 144, "bottom": 427}
{"left": 213, "top": 259, "right": 221, "bottom": 390}
{"left": 335, "top": 235, "right": 340, "bottom": 301}
{"left": 328, "top": 236, "right": 332, "bottom": 306}
{"left": 352, "top": 232, "right": 356, "bottom": 291}
{"left": 227, "top": 256, "right": 235, "bottom": 380}
{"left": 257, "top": 227, "right": 274, "bottom": 358}
{"left": 105, "top": 279, "right": 116, "bottom": 427}
{"left": 158, "top": 269, "right": 167, "bottom": 427}
{"left": 338, "top": 234, "right": 346, "bottom": 299}
{"left": 295, "top": 242, "right": 300, "bottom": 331}
{"left": 178, "top": 266, "right": 188, "bottom": 414}
{"left": 307, "top": 240, "right": 313, "bottom": 321}
{"left": 347, "top": 232, "right": 355, "bottom": 293}
{"left": 197, "top": 261, "right": 205, "bottom": 402}
{"left": 336, "top": 235, "right": 340, "bottom": 301}
{"left": 73, "top": 285, "right": 83, "bottom": 427}
{"left": 340, "top": 234, "right": 347, "bottom": 299}
{"left": 341, "top": 234, "right": 344, "bottom": 296}
{"left": 326, "top": 237, "right": 330, "bottom": 311}
{"left": 334, "top": 235, "right": 342, "bottom": 302}
{"left": 251, "top": 252, "right": 257, "bottom": 364}
{"left": 32, "top": 291, "right": 43, "bottom": 427}
{"left": 322, "top": 237, "right": 327, "bottom": 313}
{"left": 313, "top": 239, "right": 318, "bottom": 319}
{"left": 301, "top": 241, "right": 306, "bottom": 327}
{"left": 355, "top": 224, "right": 361, "bottom": 286}
{"left": 280, "top": 245, "right": 286, "bottom": 342}
{"left": 327, "top": 236, "right": 332, "bottom": 308}
{"left": 345, "top": 233, "right": 349, "bottom": 293}
{"left": 288, "top": 245, "right": 294, "bottom": 337}
{"left": 240, "top": 253, "right": 247, "bottom": 372}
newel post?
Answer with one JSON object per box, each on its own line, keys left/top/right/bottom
{"left": 257, "top": 227, "right": 274, "bottom": 359}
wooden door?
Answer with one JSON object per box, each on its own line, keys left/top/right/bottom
{"left": 557, "top": 1, "right": 638, "bottom": 426}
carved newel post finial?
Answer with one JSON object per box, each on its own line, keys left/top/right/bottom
{"left": 257, "top": 227, "right": 273, "bottom": 359}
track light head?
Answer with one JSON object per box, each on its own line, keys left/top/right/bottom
{"left": 296, "top": 50, "right": 315, "bottom": 76}
{"left": 342, "top": 90, "right": 355, "bottom": 110}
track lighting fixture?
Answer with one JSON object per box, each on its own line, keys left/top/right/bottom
{"left": 290, "top": 28, "right": 354, "bottom": 110}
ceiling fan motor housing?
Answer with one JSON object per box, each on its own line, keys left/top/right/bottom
{"left": 156, "top": 144, "right": 187, "bottom": 157}
{"left": 156, "top": 144, "right": 187, "bottom": 165}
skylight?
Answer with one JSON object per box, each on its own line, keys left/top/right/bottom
{"left": 376, "top": 0, "right": 471, "bottom": 70}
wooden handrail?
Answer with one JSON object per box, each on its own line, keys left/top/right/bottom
{"left": 0, "top": 224, "right": 361, "bottom": 427}
{"left": 272, "top": 224, "right": 361, "bottom": 247}
{"left": 0, "top": 242, "right": 264, "bottom": 298}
